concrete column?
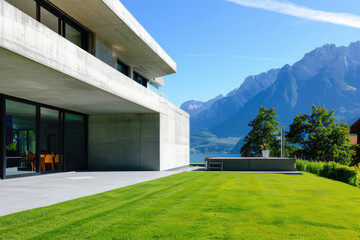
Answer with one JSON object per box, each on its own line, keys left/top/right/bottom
{"left": 128, "top": 66, "right": 134, "bottom": 79}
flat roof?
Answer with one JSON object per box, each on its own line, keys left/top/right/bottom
{"left": 48, "top": 0, "right": 177, "bottom": 79}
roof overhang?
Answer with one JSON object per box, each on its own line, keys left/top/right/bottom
{"left": 47, "top": 0, "right": 176, "bottom": 80}
{"left": 350, "top": 119, "right": 360, "bottom": 134}
{"left": 0, "top": 47, "right": 156, "bottom": 115}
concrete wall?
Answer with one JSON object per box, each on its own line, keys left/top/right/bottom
{"left": 88, "top": 99, "right": 190, "bottom": 171}
{"left": 88, "top": 114, "right": 160, "bottom": 171}
{"left": 159, "top": 99, "right": 190, "bottom": 170}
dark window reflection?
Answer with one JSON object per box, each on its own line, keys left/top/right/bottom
{"left": 117, "top": 60, "right": 129, "bottom": 76}
{"left": 133, "top": 72, "right": 148, "bottom": 88}
{"left": 65, "top": 23, "right": 82, "bottom": 48}
{"left": 40, "top": 6, "right": 59, "bottom": 33}
{"left": 5, "top": 100, "right": 37, "bottom": 176}
{"left": 40, "top": 108, "right": 62, "bottom": 172}
{"left": 64, "top": 113, "right": 85, "bottom": 171}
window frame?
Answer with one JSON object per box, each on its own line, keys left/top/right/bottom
{"left": 117, "top": 59, "right": 130, "bottom": 77}
{"left": 35, "top": 0, "right": 90, "bottom": 51}
{"left": 133, "top": 72, "right": 149, "bottom": 88}
{"left": 0, "top": 94, "right": 88, "bottom": 179}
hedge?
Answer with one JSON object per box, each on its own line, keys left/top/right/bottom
{"left": 296, "top": 160, "right": 359, "bottom": 186}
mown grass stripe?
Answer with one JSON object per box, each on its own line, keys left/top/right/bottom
{"left": 0, "top": 172, "right": 359, "bottom": 240}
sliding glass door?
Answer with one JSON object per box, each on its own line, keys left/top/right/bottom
{"left": 64, "top": 113, "right": 86, "bottom": 171}
{"left": 1, "top": 97, "right": 87, "bottom": 178}
{"left": 5, "top": 100, "right": 37, "bottom": 177}
{"left": 40, "top": 107, "right": 62, "bottom": 172}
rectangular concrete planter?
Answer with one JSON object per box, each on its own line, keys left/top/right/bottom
{"left": 205, "top": 157, "right": 296, "bottom": 171}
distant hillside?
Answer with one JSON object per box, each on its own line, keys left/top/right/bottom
{"left": 182, "top": 41, "right": 360, "bottom": 154}
{"left": 180, "top": 94, "right": 223, "bottom": 118}
{"left": 211, "top": 42, "right": 360, "bottom": 138}
{"left": 190, "top": 131, "right": 241, "bottom": 154}
{"left": 189, "top": 68, "right": 280, "bottom": 133}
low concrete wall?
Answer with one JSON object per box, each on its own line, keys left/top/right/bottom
{"left": 206, "top": 157, "right": 296, "bottom": 171}
{"left": 88, "top": 114, "right": 160, "bottom": 171}
{"left": 159, "top": 99, "right": 190, "bottom": 170}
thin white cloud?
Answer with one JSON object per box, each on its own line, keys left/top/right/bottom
{"left": 225, "top": 0, "right": 360, "bottom": 29}
{"left": 227, "top": 54, "right": 293, "bottom": 61}
{"left": 182, "top": 53, "right": 292, "bottom": 62}
{"left": 183, "top": 53, "right": 216, "bottom": 57}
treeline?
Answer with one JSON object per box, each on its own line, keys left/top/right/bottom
{"left": 240, "top": 105, "right": 359, "bottom": 166}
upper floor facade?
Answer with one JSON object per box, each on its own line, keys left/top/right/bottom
{"left": 4, "top": 0, "right": 176, "bottom": 89}
{"left": 0, "top": 0, "right": 183, "bottom": 115}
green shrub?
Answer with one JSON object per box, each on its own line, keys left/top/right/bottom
{"left": 320, "top": 162, "right": 358, "bottom": 186}
{"left": 296, "top": 160, "right": 359, "bottom": 186}
{"left": 296, "top": 160, "right": 325, "bottom": 175}
{"left": 296, "top": 160, "right": 306, "bottom": 171}
{"left": 353, "top": 164, "right": 360, "bottom": 186}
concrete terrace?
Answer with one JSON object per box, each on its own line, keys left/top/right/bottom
{"left": 0, "top": 170, "right": 195, "bottom": 217}
{"left": 0, "top": 167, "right": 304, "bottom": 217}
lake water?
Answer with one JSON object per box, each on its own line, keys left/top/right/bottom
{"left": 190, "top": 153, "right": 241, "bottom": 163}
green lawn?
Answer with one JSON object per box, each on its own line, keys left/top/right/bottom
{"left": 1, "top": 172, "right": 360, "bottom": 240}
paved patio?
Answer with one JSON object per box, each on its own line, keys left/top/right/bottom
{"left": 0, "top": 169, "right": 193, "bottom": 217}
{"left": 0, "top": 167, "right": 300, "bottom": 217}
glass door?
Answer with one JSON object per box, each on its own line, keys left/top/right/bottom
{"left": 64, "top": 113, "right": 86, "bottom": 171}
{"left": 5, "top": 100, "right": 37, "bottom": 177}
{"left": 40, "top": 107, "right": 62, "bottom": 172}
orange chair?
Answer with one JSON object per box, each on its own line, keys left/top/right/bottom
{"left": 44, "top": 154, "right": 55, "bottom": 171}
{"left": 40, "top": 154, "right": 46, "bottom": 172}
{"left": 54, "top": 154, "right": 60, "bottom": 171}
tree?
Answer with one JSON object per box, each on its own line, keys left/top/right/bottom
{"left": 286, "top": 105, "right": 355, "bottom": 165}
{"left": 240, "top": 106, "right": 280, "bottom": 157}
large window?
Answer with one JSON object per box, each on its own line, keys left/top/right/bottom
{"left": 5, "top": 100, "right": 37, "bottom": 177}
{"left": 64, "top": 113, "right": 86, "bottom": 171}
{"left": 40, "top": 6, "right": 59, "bottom": 34}
{"left": 40, "top": 107, "right": 62, "bottom": 172}
{"left": 117, "top": 60, "right": 129, "bottom": 76}
{"left": 133, "top": 72, "right": 149, "bottom": 88}
{"left": 65, "top": 23, "right": 82, "bottom": 48}
{"left": 5, "top": 0, "right": 89, "bottom": 51}
{"left": 0, "top": 96, "right": 88, "bottom": 178}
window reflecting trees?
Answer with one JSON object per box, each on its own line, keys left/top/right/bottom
{"left": 2, "top": 98, "right": 87, "bottom": 178}
{"left": 5, "top": 100, "right": 37, "bottom": 176}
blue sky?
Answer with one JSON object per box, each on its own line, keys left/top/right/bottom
{"left": 121, "top": 0, "right": 360, "bottom": 107}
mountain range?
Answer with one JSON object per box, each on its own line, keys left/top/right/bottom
{"left": 182, "top": 41, "right": 360, "bottom": 154}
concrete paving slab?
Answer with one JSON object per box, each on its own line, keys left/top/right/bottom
{"left": 0, "top": 170, "right": 183, "bottom": 217}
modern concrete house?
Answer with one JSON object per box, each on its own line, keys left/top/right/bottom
{"left": 0, "top": 0, "right": 189, "bottom": 179}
